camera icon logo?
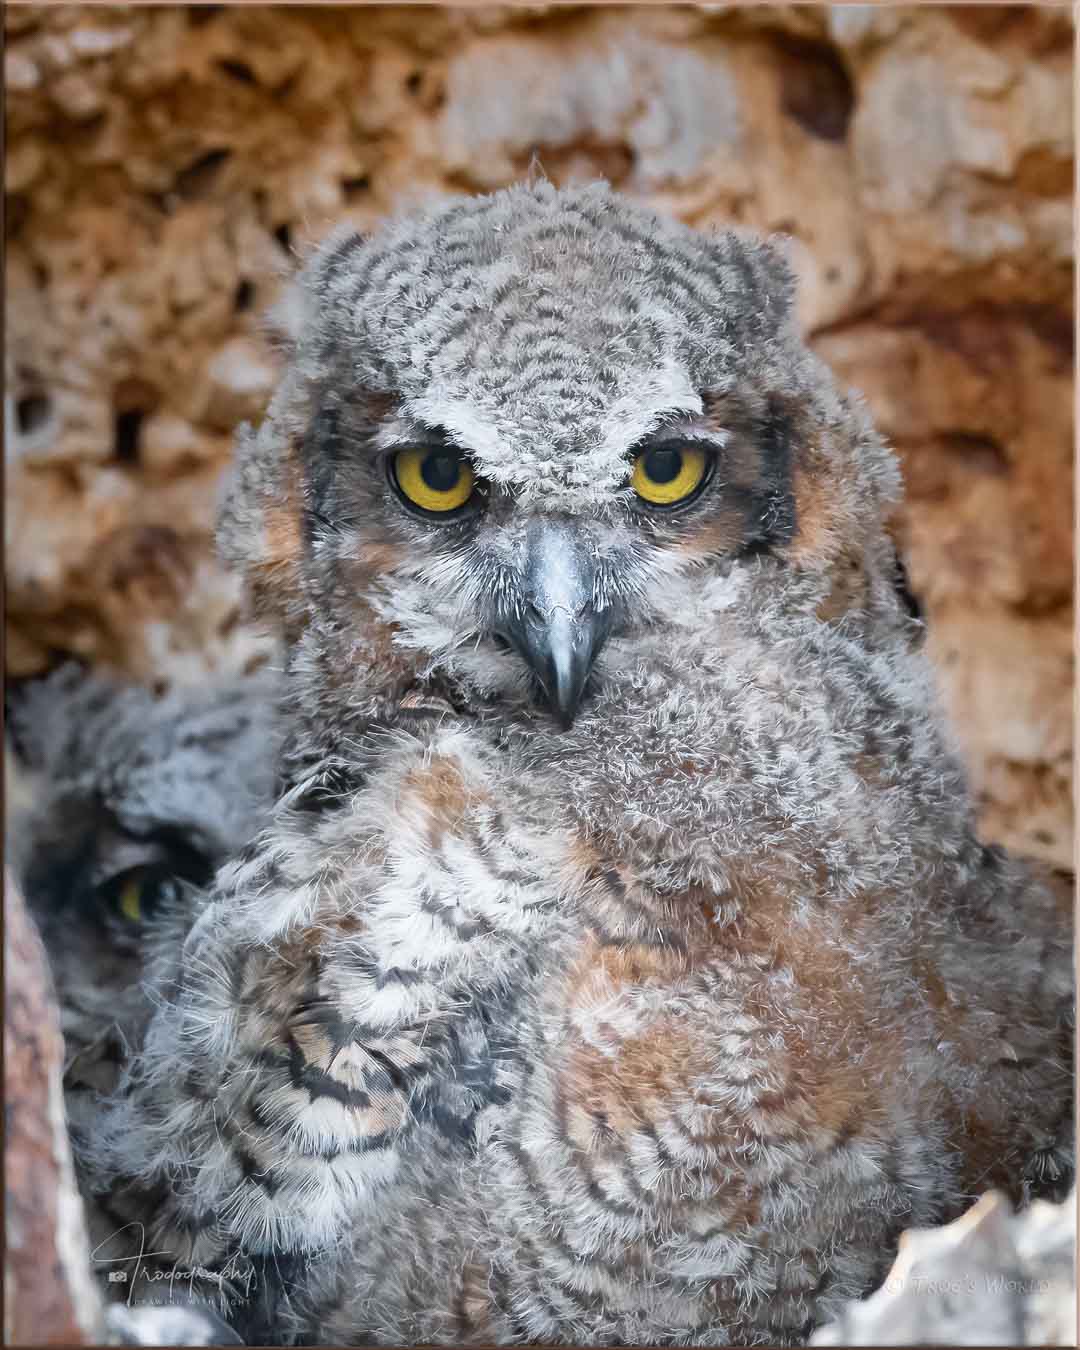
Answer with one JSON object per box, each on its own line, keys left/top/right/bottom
{"left": 107, "top": 1271, "right": 128, "bottom": 1284}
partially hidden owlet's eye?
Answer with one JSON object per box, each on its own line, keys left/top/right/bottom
{"left": 101, "top": 868, "right": 182, "bottom": 926}
{"left": 631, "top": 445, "right": 710, "bottom": 507}
{"left": 392, "top": 447, "right": 477, "bottom": 516}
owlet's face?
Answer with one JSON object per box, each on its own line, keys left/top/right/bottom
{"left": 387, "top": 417, "right": 791, "bottom": 726}
{"left": 232, "top": 184, "right": 903, "bottom": 727}
{"left": 302, "top": 382, "right": 796, "bottom": 727}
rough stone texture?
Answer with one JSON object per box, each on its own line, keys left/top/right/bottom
{"left": 4, "top": 870, "right": 105, "bottom": 1346}
{"left": 4, "top": 4, "right": 1073, "bottom": 868}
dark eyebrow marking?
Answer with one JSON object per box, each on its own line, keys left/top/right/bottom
{"left": 626, "top": 408, "right": 701, "bottom": 452}
{"left": 393, "top": 423, "right": 469, "bottom": 453}
{"left": 386, "top": 432, "right": 453, "bottom": 451}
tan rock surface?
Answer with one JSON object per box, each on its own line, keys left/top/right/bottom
{"left": 4, "top": 4, "right": 1073, "bottom": 867}
{"left": 4, "top": 871, "right": 105, "bottom": 1346}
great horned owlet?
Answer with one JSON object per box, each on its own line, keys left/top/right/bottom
{"left": 86, "top": 183, "right": 1073, "bottom": 1346}
{"left": 6, "top": 664, "right": 281, "bottom": 1192}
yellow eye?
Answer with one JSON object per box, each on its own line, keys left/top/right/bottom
{"left": 392, "top": 447, "right": 476, "bottom": 515}
{"left": 631, "top": 445, "right": 709, "bottom": 507}
{"left": 106, "top": 869, "right": 181, "bottom": 925}
{"left": 117, "top": 875, "right": 145, "bottom": 924}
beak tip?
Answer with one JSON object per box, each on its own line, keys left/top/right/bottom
{"left": 497, "top": 526, "right": 611, "bottom": 729}
{"left": 552, "top": 658, "right": 591, "bottom": 731}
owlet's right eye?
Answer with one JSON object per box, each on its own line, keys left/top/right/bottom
{"left": 390, "top": 447, "right": 480, "bottom": 518}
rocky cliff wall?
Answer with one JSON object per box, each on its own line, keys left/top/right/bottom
{"left": 5, "top": 4, "right": 1073, "bottom": 868}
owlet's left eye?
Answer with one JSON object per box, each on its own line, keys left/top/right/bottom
{"left": 631, "top": 445, "right": 710, "bottom": 507}
{"left": 99, "top": 867, "right": 182, "bottom": 926}
{"left": 391, "top": 447, "right": 478, "bottom": 517}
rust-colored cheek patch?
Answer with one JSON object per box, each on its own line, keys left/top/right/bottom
{"left": 262, "top": 501, "right": 303, "bottom": 570}
{"left": 785, "top": 461, "right": 840, "bottom": 567}
{"left": 249, "top": 453, "right": 306, "bottom": 623}
{"left": 674, "top": 507, "right": 756, "bottom": 560}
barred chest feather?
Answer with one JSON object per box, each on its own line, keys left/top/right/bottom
{"left": 298, "top": 637, "right": 1068, "bottom": 1347}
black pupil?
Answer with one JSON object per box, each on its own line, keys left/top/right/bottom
{"left": 643, "top": 449, "right": 682, "bottom": 484}
{"left": 420, "top": 453, "right": 462, "bottom": 493}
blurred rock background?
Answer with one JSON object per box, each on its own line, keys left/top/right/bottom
{"left": 5, "top": 3, "right": 1073, "bottom": 871}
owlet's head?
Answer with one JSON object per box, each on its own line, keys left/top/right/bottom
{"left": 221, "top": 182, "right": 914, "bottom": 730}
{"left": 6, "top": 664, "right": 281, "bottom": 1101}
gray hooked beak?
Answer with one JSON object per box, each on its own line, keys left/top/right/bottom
{"left": 497, "top": 518, "right": 612, "bottom": 730}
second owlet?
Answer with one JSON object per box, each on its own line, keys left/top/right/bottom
{"left": 88, "top": 183, "right": 1073, "bottom": 1346}
{"left": 5, "top": 664, "right": 282, "bottom": 1262}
